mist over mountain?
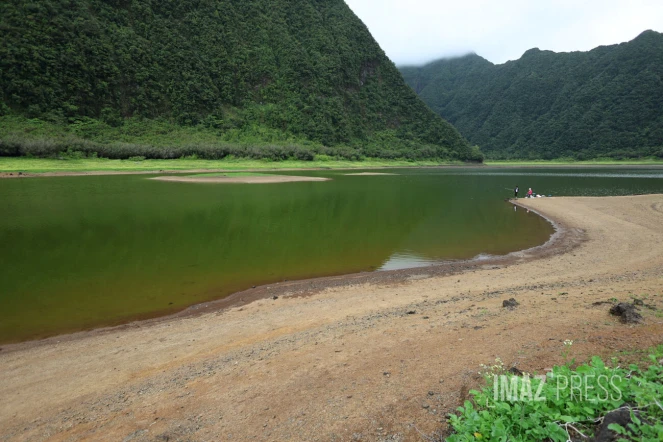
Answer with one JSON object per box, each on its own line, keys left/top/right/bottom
{"left": 400, "top": 30, "right": 663, "bottom": 160}
{"left": 0, "top": 0, "right": 479, "bottom": 161}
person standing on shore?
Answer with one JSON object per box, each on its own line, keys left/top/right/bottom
{"left": 514, "top": 185, "right": 519, "bottom": 198}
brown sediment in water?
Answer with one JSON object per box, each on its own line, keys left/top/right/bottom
{"left": 150, "top": 175, "right": 331, "bottom": 184}
{"left": 1, "top": 195, "right": 663, "bottom": 441}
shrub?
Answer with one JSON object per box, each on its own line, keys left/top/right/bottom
{"left": 446, "top": 347, "right": 663, "bottom": 441}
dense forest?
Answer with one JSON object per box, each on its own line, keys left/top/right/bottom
{"left": 400, "top": 30, "right": 663, "bottom": 160}
{"left": 0, "top": 0, "right": 481, "bottom": 162}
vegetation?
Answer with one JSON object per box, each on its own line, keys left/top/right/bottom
{"left": 446, "top": 346, "right": 663, "bottom": 441}
{"left": 0, "top": 156, "right": 462, "bottom": 174}
{"left": 400, "top": 30, "right": 663, "bottom": 160}
{"left": 486, "top": 159, "right": 663, "bottom": 166}
{"left": 0, "top": 0, "right": 481, "bottom": 162}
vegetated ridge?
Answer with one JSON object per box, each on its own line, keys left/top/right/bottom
{"left": 0, "top": 0, "right": 481, "bottom": 162}
{"left": 399, "top": 30, "right": 663, "bottom": 160}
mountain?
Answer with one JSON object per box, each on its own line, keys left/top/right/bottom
{"left": 399, "top": 31, "right": 663, "bottom": 160}
{"left": 0, "top": 0, "right": 480, "bottom": 162}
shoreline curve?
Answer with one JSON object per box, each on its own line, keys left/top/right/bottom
{"left": 1, "top": 195, "right": 663, "bottom": 441}
{"left": 1, "top": 197, "right": 574, "bottom": 352}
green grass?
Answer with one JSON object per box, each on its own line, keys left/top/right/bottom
{"left": 486, "top": 159, "right": 663, "bottom": 166}
{"left": 0, "top": 156, "right": 461, "bottom": 174}
{"left": 446, "top": 346, "right": 663, "bottom": 441}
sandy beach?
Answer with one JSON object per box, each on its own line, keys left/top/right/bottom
{"left": 1, "top": 195, "right": 662, "bottom": 441}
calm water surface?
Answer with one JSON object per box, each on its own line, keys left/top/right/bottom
{"left": 1, "top": 166, "right": 662, "bottom": 343}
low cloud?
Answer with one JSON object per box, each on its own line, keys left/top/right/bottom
{"left": 345, "top": 0, "right": 663, "bottom": 65}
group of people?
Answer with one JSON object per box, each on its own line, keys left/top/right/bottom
{"left": 513, "top": 186, "right": 535, "bottom": 198}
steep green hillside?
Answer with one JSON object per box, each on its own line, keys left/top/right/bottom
{"left": 400, "top": 31, "right": 663, "bottom": 160}
{"left": 0, "top": 0, "right": 480, "bottom": 161}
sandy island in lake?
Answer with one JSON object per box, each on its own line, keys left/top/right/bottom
{"left": 151, "top": 175, "right": 330, "bottom": 184}
{"left": 1, "top": 195, "right": 663, "bottom": 441}
{"left": 344, "top": 172, "right": 399, "bottom": 176}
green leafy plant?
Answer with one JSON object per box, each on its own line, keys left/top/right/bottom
{"left": 446, "top": 346, "right": 663, "bottom": 441}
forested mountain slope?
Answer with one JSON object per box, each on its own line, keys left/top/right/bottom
{"left": 400, "top": 30, "right": 663, "bottom": 160}
{"left": 0, "top": 0, "right": 479, "bottom": 161}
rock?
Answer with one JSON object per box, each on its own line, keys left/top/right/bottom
{"left": 406, "top": 310, "right": 416, "bottom": 315}
{"left": 422, "top": 403, "right": 430, "bottom": 409}
{"left": 593, "top": 406, "right": 637, "bottom": 442}
{"left": 502, "top": 298, "right": 519, "bottom": 309}
{"left": 428, "top": 391, "right": 435, "bottom": 396}
{"left": 609, "top": 303, "right": 643, "bottom": 324}
{"left": 272, "top": 296, "right": 278, "bottom": 300}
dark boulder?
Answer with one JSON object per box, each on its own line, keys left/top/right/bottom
{"left": 609, "top": 303, "right": 643, "bottom": 324}
{"left": 502, "top": 298, "right": 519, "bottom": 309}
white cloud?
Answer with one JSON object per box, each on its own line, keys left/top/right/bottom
{"left": 343, "top": 0, "right": 663, "bottom": 65}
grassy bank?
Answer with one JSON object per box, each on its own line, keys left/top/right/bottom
{"left": 3, "top": 157, "right": 663, "bottom": 174}
{"left": 0, "top": 156, "right": 461, "bottom": 174}
{"left": 486, "top": 159, "right": 663, "bottom": 166}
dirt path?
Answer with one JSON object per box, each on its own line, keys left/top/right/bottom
{"left": 1, "top": 195, "right": 662, "bottom": 441}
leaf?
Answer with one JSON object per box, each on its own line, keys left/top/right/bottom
{"left": 608, "top": 423, "right": 627, "bottom": 435}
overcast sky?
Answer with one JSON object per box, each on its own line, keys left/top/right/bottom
{"left": 344, "top": 0, "right": 663, "bottom": 66}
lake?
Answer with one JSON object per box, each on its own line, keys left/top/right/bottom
{"left": 1, "top": 166, "right": 662, "bottom": 343}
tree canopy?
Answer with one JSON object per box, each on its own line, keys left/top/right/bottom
{"left": 400, "top": 31, "right": 663, "bottom": 160}
{"left": 0, "top": 0, "right": 479, "bottom": 161}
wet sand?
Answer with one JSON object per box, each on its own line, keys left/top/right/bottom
{"left": 1, "top": 195, "right": 662, "bottom": 441}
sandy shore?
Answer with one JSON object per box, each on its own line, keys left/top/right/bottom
{"left": 1, "top": 195, "right": 662, "bottom": 441}
{"left": 151, "top": 175, "right": 330, "bottom": 184}
{"left": 344, "top": 172, "right": 399, "bottom": 176}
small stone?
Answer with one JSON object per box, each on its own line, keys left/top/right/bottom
{"left": 502, "top": 298, "right": 519, "bottom": 309}
{"left": 272, "top": 296, "right": 278, "bottom": 300}
{"left": 610, "top": 303, "right": 643, "bottom": 324}
{"left": 422, "top": 404, "right": 430, "bottom": 409}
{"left": 406, "top": 310, "right": 416, "bottom": 315}
{"left": 428, "top": 391, "right": 435, "bottom": 396}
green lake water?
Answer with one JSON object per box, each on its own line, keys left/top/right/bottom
{"left": 1, "top": 167, "right": 663, "bottom": 343}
